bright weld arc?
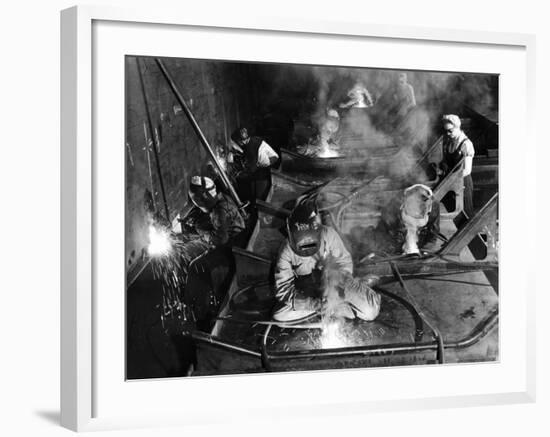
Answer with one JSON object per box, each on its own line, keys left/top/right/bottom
{"left": 147, "top": 225, "right": 173, "bottom": 257}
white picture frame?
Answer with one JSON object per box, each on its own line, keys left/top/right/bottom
{"left": 60, "top": 5, "right": 536, "bottom": 432}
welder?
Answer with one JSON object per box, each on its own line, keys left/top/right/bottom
{"left": 184, "top": 175, "right": 245, "bottom": 246}
{"left": 338, "top": 82, "right": 375, "bottom": 109}
{"left": 440, "top": 114, "right": 475, "bottom": 218}
{"left": 230, "top": 127, "right": 279, "bottom": 203}
{"left": 373, "top": 184, "right": 440, "bottom": 255}
{"left": 181, "top": 176, "right": 246, "bottom": 330}
{"left": 296, "top": 108, "right": 341, "bottom": 157}
{"left": 272, "top": 201, "right": 381, "bottom": 323}
{"left": 391, "top": 72, "right": 416, "bottom": 119}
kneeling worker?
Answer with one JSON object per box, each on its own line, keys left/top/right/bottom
{"left": 378, "top": 184, "right": 440, "bottom": 255}
{"left": 273, "top": 201, "right": 381, "bottom": 323}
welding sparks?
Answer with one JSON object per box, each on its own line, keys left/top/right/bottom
{"left": 320, "top": 320, "right": 349, "bottom": 349}
{"left": 316, "top": 142, "right": 341, "bottom": 158}
{"left": 147, "top": 225, "right": 173, "bottom": 257}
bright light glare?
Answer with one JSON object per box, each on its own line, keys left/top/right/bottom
{"left": 317, "top": 141, "right": 340, "bottom": 158}
{"left": 320, "top": 321, "right": 348, "bottom": 349}
{"left": 148, "top": 225, "right": 172, "bottom": 257}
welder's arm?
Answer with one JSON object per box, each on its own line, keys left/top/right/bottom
{"left": 257, "top": 141, "right": 279, "bottom": 168}
{"left": 209, "top": 205, "right": 241, "bottom": 246}
{"left": 338, "top": 96, "right": 356, "bottom": 109}
{"left": 429, "top": 201, "right": 440, "bottom": 236}
{"left": 463, "top": 155, "right": 473, "bottom": 177}
{"left": 183, "top": 209, "right": 211, "bottom": 238}
{"left": 325, "top": 228, "right": 353, "bottom": 275}
{"left": 408, "top": 85, "right": 417, "bottom": 108}
{"left": 363, "top": 89, "right": 375, "bottom": 107}
{"left": 274, "top": 245, "right": 298, "bottom": 304}
{"left": 461, "top": 139, "right": 475, "bottom": 177}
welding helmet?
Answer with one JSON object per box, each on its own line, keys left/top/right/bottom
{"left": 188, "top": 176, "right": 218, "bottom": 213}
{"left": 287, "top": 201, "right": 322, "bottom": 257}
{"left": 326, "top": 108, "right": 340, "bottom": 120}
{"left": 402, "top": 184, "right": 433, "bottom": 220}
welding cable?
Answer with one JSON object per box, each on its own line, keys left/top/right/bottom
{"left": 390, "top": 262, "right": 445, "bottom": 364}
{"left": 374, "top": 286, "right": 425, "bottom": 342}
{"left": 215, "top": 316, "right": 324, "bottom": 330}
{"left": 411, "top": 277, "right": 493, "bottom": 287}
{"left": 261, "top": 323, "right": 273, "bottom": 371}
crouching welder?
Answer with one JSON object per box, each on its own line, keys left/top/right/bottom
{"left": 272, "top": 201, "right": 381, "bottom": 323}
{"left": 377, "top": 184, "right": 440, "bottom": 255}
{"left": 185, "top": 175, "right": 245, "bottom": 247}
{"left": 181, "top": 176, "right": 246, "bottom": 329}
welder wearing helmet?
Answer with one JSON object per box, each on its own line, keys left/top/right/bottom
{"left": 377, "top": 184, "right": 440, "bottom": 255}
{"left": 187, "top": 175, "right": 245, "bottom": 247}
{"left": 182, "top": 176, "right": 246, "bottom": 331}
{"left": 230, "top": 127, "right": 279, "bottom": 202}
{"left": 272, "top": 201, "right": 381, "bottom": 323}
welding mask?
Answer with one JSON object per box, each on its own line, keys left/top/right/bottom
{"left": 402, "top": 184, "right": 433, "bottom": 220}
{"left": 188, "top": 176, "right": 218, "bottom": 213}
{"left": 287, "top": 201, "right": 322, "bottom": 257}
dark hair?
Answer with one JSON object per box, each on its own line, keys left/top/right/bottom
{"left": 230, "top": 127, "right": 249, "bottom": 144}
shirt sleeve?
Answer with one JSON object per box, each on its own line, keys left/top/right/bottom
{"left": 324, "top": 227, "right": 353, "bottom": 275}
{"left": 461, "top": 139, "right": 475, "bottom": 157}
{"left": 257, "top": 141, "right": 279, "bottom": 167}
{"left": 274, "top": 241, "right": 297, "bottom": 303}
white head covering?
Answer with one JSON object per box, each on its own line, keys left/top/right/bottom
{"left": 402, "top": 184, "right": 433, "bottom": 219}
{"left": 442, "top": 114, "right": 461, "bottom": 129}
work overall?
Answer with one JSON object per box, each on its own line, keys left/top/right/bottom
{"left": 443, "top": 136, "right": 474, "bottom": 218}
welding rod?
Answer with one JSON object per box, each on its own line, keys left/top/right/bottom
{"left": 155, "top": 58, "right": 245, "bottom": 210}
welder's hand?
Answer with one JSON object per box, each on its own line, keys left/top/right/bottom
{"left": 358, "top": 274, "right": 380, "bottom": 287}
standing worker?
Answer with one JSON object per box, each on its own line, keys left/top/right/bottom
{"left": 441, "top": 114, "right": 476, "bottom": 218}
{"left": 230, "top": 127, "right": 279, "bottom": 203}
{"left": 392, "top": 72, "right": 416, "bottom": 119}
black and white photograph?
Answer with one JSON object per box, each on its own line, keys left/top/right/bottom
{"left": 125, "top": 56, "right": 499, "bottom": 379}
